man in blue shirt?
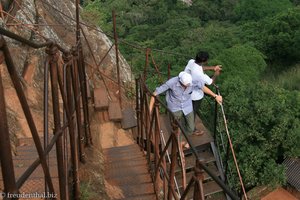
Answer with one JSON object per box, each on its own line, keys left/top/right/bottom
{"left": 149, "top": 71, "right": 222, "bottom": 149}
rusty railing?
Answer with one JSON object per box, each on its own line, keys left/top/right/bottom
{"left": 0, "top": 23, "right": 91, "bottom": 199}
{"left": 136, "top": 76, "right": 240, "bottom": 200}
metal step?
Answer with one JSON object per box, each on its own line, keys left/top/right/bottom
{"left": 108, "top": 101, "right": 122, "bottom": 122}
{"left": 178, "top": 180, "right": 223, "bottom": 199}
{"left": 104, "top": 144, "right": 155, "bottom": 199}
{"left": 174, "top": 151, "right": 216, "bottom": 173}
{"left": 93, "top": 88, "right": 109, "bottom": 111}
{"left": 121, "top": 107, "right": 137, "bottom": 129}
{"left": 175, "top": 164, "right": 220, "bottom": 187}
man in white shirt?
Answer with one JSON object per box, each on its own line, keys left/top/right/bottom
{"left": 184, "top": 51, "right": 222, "bottom": 135}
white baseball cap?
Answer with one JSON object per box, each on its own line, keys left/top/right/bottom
{"left": 178, "top": 71, "right": 192, "bottom": 86}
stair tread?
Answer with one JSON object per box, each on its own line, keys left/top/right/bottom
{"left": 93, "top": 88, "right": 109, "bottom": 110}
{"left": 111, "top": 182, "right": 155, "bottom": 197}
{"left": 108, "top": 101, "right": 122, "bottom": 121}
{"left": 175, "top": 151, "right": 216, "bottom": 173}
{"left": 175, "top": 164, "right": 220, "bottom": 185}
{"left": 120, "top": 193, "right": 156, "bottom": 200}
{"left": 178, "top": 180, "right": 223, "bottom": 198}
{"left": 121, "top": 107, "right": 137, "bottom": 129}
{"left": 104, "top": 144, "right": 155, "bottom": 199}
{"left": 103, "top": 144, "right": 141, "bottom": 153}
{"left": 106, "top": 173, "right": 152, "bottom": 185}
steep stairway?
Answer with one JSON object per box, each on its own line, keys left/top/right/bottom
{"left": 160, "top": 114, "right": 227, "bottom": 199}
{"left": 103, "top": 144, "right": 156, "bottom": 200}
{"left": 92, "top": 87, "right": 155, "bottom": 199}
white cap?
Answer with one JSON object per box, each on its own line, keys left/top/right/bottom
{"left": 178, "top": 71, "right": 192, "bottom": 86}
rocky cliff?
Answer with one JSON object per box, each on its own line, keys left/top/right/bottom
{"left": 0, "top": 0, "right": 132, "bottom": 150}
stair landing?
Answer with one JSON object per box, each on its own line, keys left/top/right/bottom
{"left": 160, "top": 114, "right": 213, "bottom": 147}
{"left": 103, "top": 144, "right": 156, "bottom": 200}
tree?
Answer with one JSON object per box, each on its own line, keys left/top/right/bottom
{"left": 260, "top": 7, "right": 300, "bottom": 65}
{"left": 217, "top": 78, "right": 300, "bottom": 190}
{"left": 234, "top": 0, "right": 293, "bottom": 21}
{"left": 213, "top": 45, "right": 267, "bottom": 84}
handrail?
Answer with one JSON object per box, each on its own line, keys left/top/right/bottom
{"left": 0, "top": 26, "right": 52, "bottom": 48}
{"left": 137, "top": 77, "right": 240, "bottom": 200}
{"left": 0, "top": 26, "right": 89, "bottom": 199}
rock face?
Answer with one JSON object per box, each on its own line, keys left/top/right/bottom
{"left": 0, "top": 0, "right": 132, "bottom": 146}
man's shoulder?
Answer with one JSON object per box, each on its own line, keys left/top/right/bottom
{"left": 167, "top": 76, "right": 179, "bottom": 84}
{"left": 192, "top": 79, "right": 205, "bottom": 87}
{"left": 184, "top": 59, "right": 195, "bottom": 71}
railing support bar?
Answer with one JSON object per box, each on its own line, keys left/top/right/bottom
{"left": 47, "top": 45, "right": 67, "bottom": 200}
{"left": 0, "top": 35, "right": 55, "bottom": 195}
{"left": 0, "top": 48, "right": 18, "bottom": 196}
{"left": 112, "top": 10, "right": 122, "bottom": 108}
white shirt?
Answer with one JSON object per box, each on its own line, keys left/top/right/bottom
{"left": 184, "top": 59, "right": 212, "bottom": 101}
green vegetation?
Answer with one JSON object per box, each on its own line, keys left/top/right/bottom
{"left": 82, "top": 0, "right": 300, "bottom": 194}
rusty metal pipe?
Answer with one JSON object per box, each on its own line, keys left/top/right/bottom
{"left": 154, "top": 102, "right": 161, "bottom": 189}
{"left": 66, "top": 63, "right": 80, "bottom": 200}
{"left": 48, "top": 49, "right": 67, "bottom": 200}
{"left": 78, "top": 47, "right": 92, "bottom": 146}
{"left": 0, "top": 36, "right": 55, "bottom": 194}
{"left": 180, "top": 177, "right": 195, "bottom": 200}
{"left": 168, "top": 125, "right": 178, "bottom": 200}
{"left": 193, "top": 161, "right": 205, "bottom": 200}
{"left": 0, "top": 27, "right": 52, "bottom": 48}
{"left": 75, "top": 0, "right": 92, "bottom": 146}
{"left": 62, "top": 52, "right": 80, "bottom": 199}
{"left": 0, "top": 27, "right": 67, "bottom": 54}
{"left": 43, "top": 58, "right": 50, "bottom": 193}
{"left": 71, "top": 53, "right": 86, "bottom": 163}
{"left": 135, "top": 78, "right": 140, "bottom": 143}
{"left": 112, "top": 10, "right": 122, "bottom": 108}
{"left": 0, "top": 49, "right": 18, "bottom": 196}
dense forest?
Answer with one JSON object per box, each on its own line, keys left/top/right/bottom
{"left": 82, "top": 0, "right": 300, "bottom": 194}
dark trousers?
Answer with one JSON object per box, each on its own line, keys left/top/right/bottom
{"left": 192, "top": 99, "right": 202, "bottom": 130}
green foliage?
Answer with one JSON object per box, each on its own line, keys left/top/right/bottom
{"left": 234, "top": 0, "right": 293, "bottom": 21}
{"left": 213, "top": 45, "right": 267, "bottom": 83}
{"left": 261, "top": 7, "right": 300, "bottom": 65}
{"left": 80, "top": 181, "right": 98, "bottom": 200}
{"left": 266, "top": 65, "right": 300, "bottom": 91}
{"left": 239, "top": 7, "right": 300, "bottom": 67}
{"left": 218, "top": 78, "right": 300, "bottom": 189}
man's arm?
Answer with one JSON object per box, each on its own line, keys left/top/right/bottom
{"left": 202, "top": 65, "right": 222, "bottom": 71}
{"left": 202, "top": 86, "right": 222, "bottom": 104}
{"left": 149, "top": 78, "right": 173, "bottom": 113}
{"left": 149, "top": 92, "right": 157, "bottom": 113}
{"left": 210, "top": 69, "right": 221, "bottom": 84}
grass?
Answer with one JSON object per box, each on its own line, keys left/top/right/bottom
{"left": 266, "top": 65, "right": 300, "bottom": 91}
{"left": 80, "top": 181, "right": 98, "bottom": 200}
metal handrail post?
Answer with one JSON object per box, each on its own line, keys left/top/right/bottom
{"left": 63, "top": 52, "right": 80, "bottom": 199}
{"left": 71, "top": 48, "right": 86, "bottom": 163}
{"left": 193, "top": 160, "right": 205, "bottom": 200}
{"left": 47, "top": 45, "right": 67, "bottom": 200}
{"left": 168, "top": 121, "right": 179, "bottom": 200}
{"left": 0, "top": 48, "right": 18, "bottom": 196}
{"left": 112, "top": 10, "right": 122, "bottom": 108}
